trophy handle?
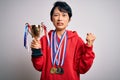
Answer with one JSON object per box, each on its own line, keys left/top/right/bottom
{"left": 25, "top": 23, "right": 32, "bottom": 36}
{"left": 40, "top": 22, "right": 45, "bottom": 34}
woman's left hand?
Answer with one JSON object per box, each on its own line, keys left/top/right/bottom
{"left": 86, "top": 33, "right": 96, "bottom": 47}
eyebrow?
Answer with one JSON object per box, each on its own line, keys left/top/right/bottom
{"left": 53, "top": 12, "right": 68, "bottom": 14}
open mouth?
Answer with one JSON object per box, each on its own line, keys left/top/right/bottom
{"left": 57, "top": 22, "right": 64, "bottom": 26}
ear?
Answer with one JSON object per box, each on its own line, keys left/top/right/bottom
{"left": 69, "top": 18, "right": 71, "bottom": 22}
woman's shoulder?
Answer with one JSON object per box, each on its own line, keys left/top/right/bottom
{"left": 67, "top": 30, "right": 84, "bottom": 43}
{"left": 67, "top": 30, "right": 79, "bottom": 38}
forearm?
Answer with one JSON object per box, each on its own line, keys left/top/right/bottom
{"left": 79, "top": 44, "right": 95, "bottom": 74}
{"left": 31, "top": 48, "right": 43, "bottom": 71}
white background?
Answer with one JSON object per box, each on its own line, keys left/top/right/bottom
{"left": 0, "top": 0, "right": 120, "bottom": 80}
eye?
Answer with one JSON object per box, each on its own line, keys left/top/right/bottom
{"left": 62, "top": 13, "right": 68, "bottom": 17}
{"left": 53, "top": 14, "right": 59, "bottom": 16}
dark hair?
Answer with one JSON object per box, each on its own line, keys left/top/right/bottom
{"left": 50, "top": 1, "right": 72, "bottom": 21}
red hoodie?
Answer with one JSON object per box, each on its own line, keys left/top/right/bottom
{"left": 32, "top": 30, "right": 95, "bottom": 80}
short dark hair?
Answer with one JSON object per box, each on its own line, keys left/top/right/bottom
{"left": 50, "top": 1, "right": 72, "bottom": 21}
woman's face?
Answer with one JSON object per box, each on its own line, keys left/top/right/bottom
{"left": 51, "top": 7, "right": 70, "bottom": 31}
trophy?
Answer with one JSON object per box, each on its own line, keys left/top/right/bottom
{"left": 28, "top": 24, "right": 42, "bottom": 39}
{"left": 24, "top": 22, "right": 50, "bottom": 54}
{"left": 24, "top": 23, "right": 44, "bottom": 51}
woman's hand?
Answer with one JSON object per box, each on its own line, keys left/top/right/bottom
{"left": 31, "top": 38, "right": 41, "bottom": 49}
{"left": 86, "top": 33, "right": 96, "bottom": 47}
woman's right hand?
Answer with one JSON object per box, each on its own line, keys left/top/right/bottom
{"left": 31, "top": 38, "right": 41, "bottom": 49}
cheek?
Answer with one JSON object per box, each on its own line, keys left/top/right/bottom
{"left": 52, "top": 17, "right": 57, "bottom": 23}
{"left": 52, "top": 19, "right": 57, "bottom": 27}
{"left": 64, "top": 17, "right": 70, "bottom": 22}
{"left": 64, "top": 19, "right": 69, "bottom": 25}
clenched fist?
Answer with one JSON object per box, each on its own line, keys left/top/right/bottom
{"left": 86, "top": 33, "right": 96, "bottom": 47}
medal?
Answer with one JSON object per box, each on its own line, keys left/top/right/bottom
{"left": 50, "top": 67, "right": 64, "bottom": 74}
{"left": 50, "top": 67, "right": 57, "bottom": 74}
{"left": 56, "top": 67, "right": 64, "bottom": 74}
{"left": 50, "top": 30, "right": 67, "bottom": 74}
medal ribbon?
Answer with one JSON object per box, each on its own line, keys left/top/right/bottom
{"left": 60, "top": 33, "right": 67, "bottom": 66}
{"left": 41, "top": 23, "right": 50, "bottom": 46}
{"left": 24, "top": 23, "right": 30, "bottom": 49}
{"left": 51, "top": 30, "right": 67, "bottom": 66}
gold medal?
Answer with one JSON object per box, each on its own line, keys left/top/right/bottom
{"left": 50, "top": 67, "right": 57, "bottom": 74}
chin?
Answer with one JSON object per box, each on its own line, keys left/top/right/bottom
{"left": 56, "top": 28, "right": 66, "bottom": 31}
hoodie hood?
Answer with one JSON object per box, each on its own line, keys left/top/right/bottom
{"left": 48, "top": 30, "right": 79, "bottom": 39}
{"left": 67, "top": 30, "right": 79, "bottom": 39}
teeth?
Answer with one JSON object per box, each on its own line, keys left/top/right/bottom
{"left": 57, "top": 23, "right": 63, "bottom": 26}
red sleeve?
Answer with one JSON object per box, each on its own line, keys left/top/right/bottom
{"left": 31, "top": 36, "right": 47, "bottom": 71}
{"left": 74, "top": 37, "right": 95, "bottom": 74}
{"left": 32, "top": 56, "right": 43, "bottom": 71}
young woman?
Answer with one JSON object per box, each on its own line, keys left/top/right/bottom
{"left": 31, "top": 1, "right": 96, "bottom": 80}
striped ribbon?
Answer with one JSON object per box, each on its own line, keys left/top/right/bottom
{"left": 24, "top": 23, "right": 31, "bottom": 52}
{"left": 51, "top": 30, "right": 67, "bottom": 66}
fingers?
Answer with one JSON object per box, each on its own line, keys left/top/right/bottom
{"left": 86, "top": 33, "right": 96, "bottom": 46}
{"left": 87, "top": 33, "right": 95, "bottom": 37}
{"left": 86, "top": 33, "right": 96, "bottom": 41}
{"left": 32, "top": 39, "right": 39, "bottom": 44}
{"left": 31, "top": 39, "right": 41, "bottom": 49}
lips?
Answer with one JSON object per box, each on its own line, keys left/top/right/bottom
{"left": 57, "top": 22, "right": 63, "bottom": 26}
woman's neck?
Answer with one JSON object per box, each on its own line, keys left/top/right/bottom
{"left": 56, "top": 29, "right": 66, "bottom": 39}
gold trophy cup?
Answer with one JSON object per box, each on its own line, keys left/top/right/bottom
{"left": 28, "top": 24, "right": 41, "bottom": 39}
{"left": 26, "top": 23, "right": 43, "bottom": 40}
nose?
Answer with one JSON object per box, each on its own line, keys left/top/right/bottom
{"left": 58, "top": 15, "right": 62, "bottom": 21}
